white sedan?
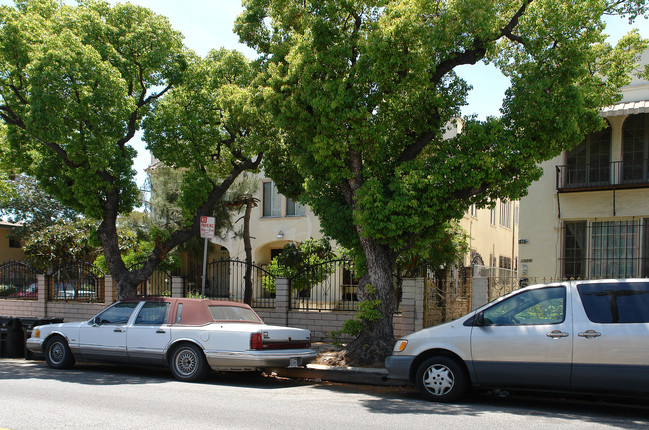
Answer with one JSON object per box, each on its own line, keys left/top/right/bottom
{"left": 27, "top": 297, "right": 317, "bottom": 381}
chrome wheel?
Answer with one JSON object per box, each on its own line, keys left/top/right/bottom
{"left": 170, "top": 344, "right": 208, "bottom": 382}
{"left": 44, "top": 336, "right": 75, "bottom": 370}
{"left": 48, "top": 341, "right": 65, "bottom": 365}
{"left": 175, "top": 349, "right": 197, "bottom": 376}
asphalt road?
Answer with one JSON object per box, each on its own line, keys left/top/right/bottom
{"left": 1, "top": 358, "right": 649, "bottom": 430}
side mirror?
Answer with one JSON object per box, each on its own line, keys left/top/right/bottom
{"left": 91, "top": 316, "right": 101, "bottom": 327}
{"left": 473, "top": 312, "right": 485, "bottom": 327}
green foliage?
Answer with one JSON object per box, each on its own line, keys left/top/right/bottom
{"left": 236, "top": 0, "right": 648, "bottom": 257}
{"left": 144, "top": 48, "right": 277, "bottom": 225}
{"left": 395, "top": 221, "right": 470, "bottom": 278}
{"left": 330, "top": 294, "right": 383, "bottom": 346}
{"left": 0, "top": 174, "right": 79, "bottom": 240}
{"left": 0, "top": 1, "right": 273, "bottom": 297}
{"left": 263, "top": 238, "right": 336, "bottom": 293}
{"left": 23, "top": 218, "right": 102, "bottom": 272}
{"left": 93, "top": 212, "right": 181, "bottom": 273}
{"left": 0, "top": 0, "right": 186, "bottom": 218}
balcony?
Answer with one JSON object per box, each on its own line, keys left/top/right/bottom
{"left": 556, "top": 160, "right": 649, "bottom": 192}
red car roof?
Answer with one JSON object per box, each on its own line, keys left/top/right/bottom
{"left": 119, "top": 297, "right": 261, "bottom": 325}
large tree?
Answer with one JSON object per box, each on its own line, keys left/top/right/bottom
{"left": 236, "top": 0, "right": 648, "bottom": 363}
{"left": 0, "top": 0, "right": 269, "bottom": 298}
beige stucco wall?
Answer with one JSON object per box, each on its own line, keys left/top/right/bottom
{"left": 460, "top": 202, "right": 519, "bottom": 272}
{"left": 214, "top": 173, "right": 326, "bottom": 265}
{"left": 0, "top": 223, "right": 25, "bottom": 262}
{"left": 518, "top": 158, "right": 563, "bottom": 279}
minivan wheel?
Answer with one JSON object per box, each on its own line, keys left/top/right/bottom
{"left": 44, "top": 335, "right": 75, "bottom": 370}
{"left": 415, "top": 356, "right": 467, "bottom": 402}
{"left": 169, "top": 343, "right": 208, "bottom": 382}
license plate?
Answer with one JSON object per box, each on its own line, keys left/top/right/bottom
{"left": 289, "top": 358, "right": 299, "bottom": 368}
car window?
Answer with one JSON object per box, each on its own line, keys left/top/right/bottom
{"left": 134, "top": 302, "right": 170, "bottom": 325}
{"left": 208, "top": 305, "right": 260, "bottom": 322}
{"left": 482, "top": 286, "right": 565, "bottom": 326}
{"left": 577, "top": 282, "right": 649, "bottom": 323}
{"left": 175, "top": 303, "right": 183, "bottom": 323}
{"left": 95, "top": 302, "right": 139, "bottom": 325}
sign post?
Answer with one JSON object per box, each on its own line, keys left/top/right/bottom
{"left": 199, "top": 216, "right": 215, "bottom": 299}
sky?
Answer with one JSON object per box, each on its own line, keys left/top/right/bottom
{"left": 1, "top": 0, "right": 647, "bottom": 190}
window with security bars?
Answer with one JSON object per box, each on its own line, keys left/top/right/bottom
{"left": 562, "top": 219, "right": 649, "bottom": 279}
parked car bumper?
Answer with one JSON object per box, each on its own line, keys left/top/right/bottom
{"left": 26, "top": 337, "right": 44, "bottom": 354}
{"left": 385, "top": 355, "right": 414, "bottom": 383}
{"left": 205, "top": 349, "right": 318, "bottom": 370}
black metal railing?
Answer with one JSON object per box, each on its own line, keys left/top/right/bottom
{"left": 126, "top": 261, "right": 172, "bottom": 297}
{"left": 49, "top": 262, "right": 105, "bottom": 303}
{"left": 556, "top": 160, "right": 649, "bottom": 191}
{"left": 290, "top": 259, "right": 359, "bottom": 311}
{"left": 184, "top": 259, "right": 276, "bottom": 308}
{"left": 0, "top": 261, "right": 40, "bottom": 300}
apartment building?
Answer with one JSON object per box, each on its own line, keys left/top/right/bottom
{"left": 519, "top": 50, "right": 649, "bottom": 281}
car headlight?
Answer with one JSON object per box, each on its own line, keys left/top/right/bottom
{"left": 394, "top": 339, "right": 408, "bottom": 352}
{"left": 32, "top": 328, "right": 40, "bottom": 338}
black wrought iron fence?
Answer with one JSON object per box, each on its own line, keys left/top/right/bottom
{"left": 49, "top": 262, "right": 105, "bottom": 303}
{"left": 184, "top": 259, "right": 276, "bottom": 308}
{"left": 556, "top": 160, "right": 649, "bottom": 191}
{"left": 290, "top": 259, "right": 359, "bottom": 311}
{"left": 127, "top": 262, "right": 172, "bottom": 297}
{"left": 0, "top": 260, "right": 40, "bottom": 300}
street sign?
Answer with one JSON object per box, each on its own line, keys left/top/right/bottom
{"left": 200, "top": 216, "right": 215, "bottom": 239}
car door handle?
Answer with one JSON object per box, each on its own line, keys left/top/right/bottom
{"left": 578, "top": 330, "right": 601, "bottom": 339}
{"left": 156, "top": 330, "right": 166, "bottom": 334}
{"left": 546, "top": 330, "right": 569, "bottom": 339}
{"left": 113, "top": 328, "right": 124, "bottom": 333}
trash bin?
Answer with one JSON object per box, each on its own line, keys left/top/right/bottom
{"left": 0, "top": 317, "right": 10, "bottom": 357}
{"left": 6, "top": 318, "right": 25, "bottom": 358}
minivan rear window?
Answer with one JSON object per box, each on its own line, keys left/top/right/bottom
{"left": 577, "top": 282, "right": 649, "bottom": 323}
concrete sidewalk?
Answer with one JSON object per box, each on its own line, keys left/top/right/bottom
{"left": 271, "top": 363, "right": 406, "bottom": 386}
{"left": 270, "top": 342, "right": 409, "bottom": 387}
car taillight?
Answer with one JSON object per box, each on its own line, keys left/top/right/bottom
{"left": 250, "top": 332, "right": 263, "bottom": 350}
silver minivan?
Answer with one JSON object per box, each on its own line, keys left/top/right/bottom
{"left": 386, "top": 279, "right": 649, "bottom": 402}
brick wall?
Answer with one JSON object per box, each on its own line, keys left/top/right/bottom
{"left": 0, "top": 274, "right": 423, "bottom": 341}
{"left": 0, "top": 274, "right": 114, "bottom": 321}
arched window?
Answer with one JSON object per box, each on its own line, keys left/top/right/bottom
{"left": 565, "top": 123, "right": 611, "bottom": 187}
{"left": 622, "top": 113, "right": 649, "bottom": 183}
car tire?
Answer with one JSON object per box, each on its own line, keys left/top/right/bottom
{"left": 44, "top": 335, "right": 75, "bottom": 370}
{"left": 169, "top": 343, "right": 209, "bottom": 382}
{"left": 415, "top": 356, "right": 467, "bottom": 402}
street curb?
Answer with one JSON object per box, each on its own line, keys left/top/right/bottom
{"left": 270, "top": 364, "right": 408, "bottom": 387}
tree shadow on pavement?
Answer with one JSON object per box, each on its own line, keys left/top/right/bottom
{"left": 0, "top": 358, "right": 318, "bottom": 390}
{"left": 346, "top": 386, "right": 649, "bottom": 429}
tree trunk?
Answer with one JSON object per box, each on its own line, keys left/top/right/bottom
{"left": 344, "top": 237, "right": 397, "bottom": 366}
